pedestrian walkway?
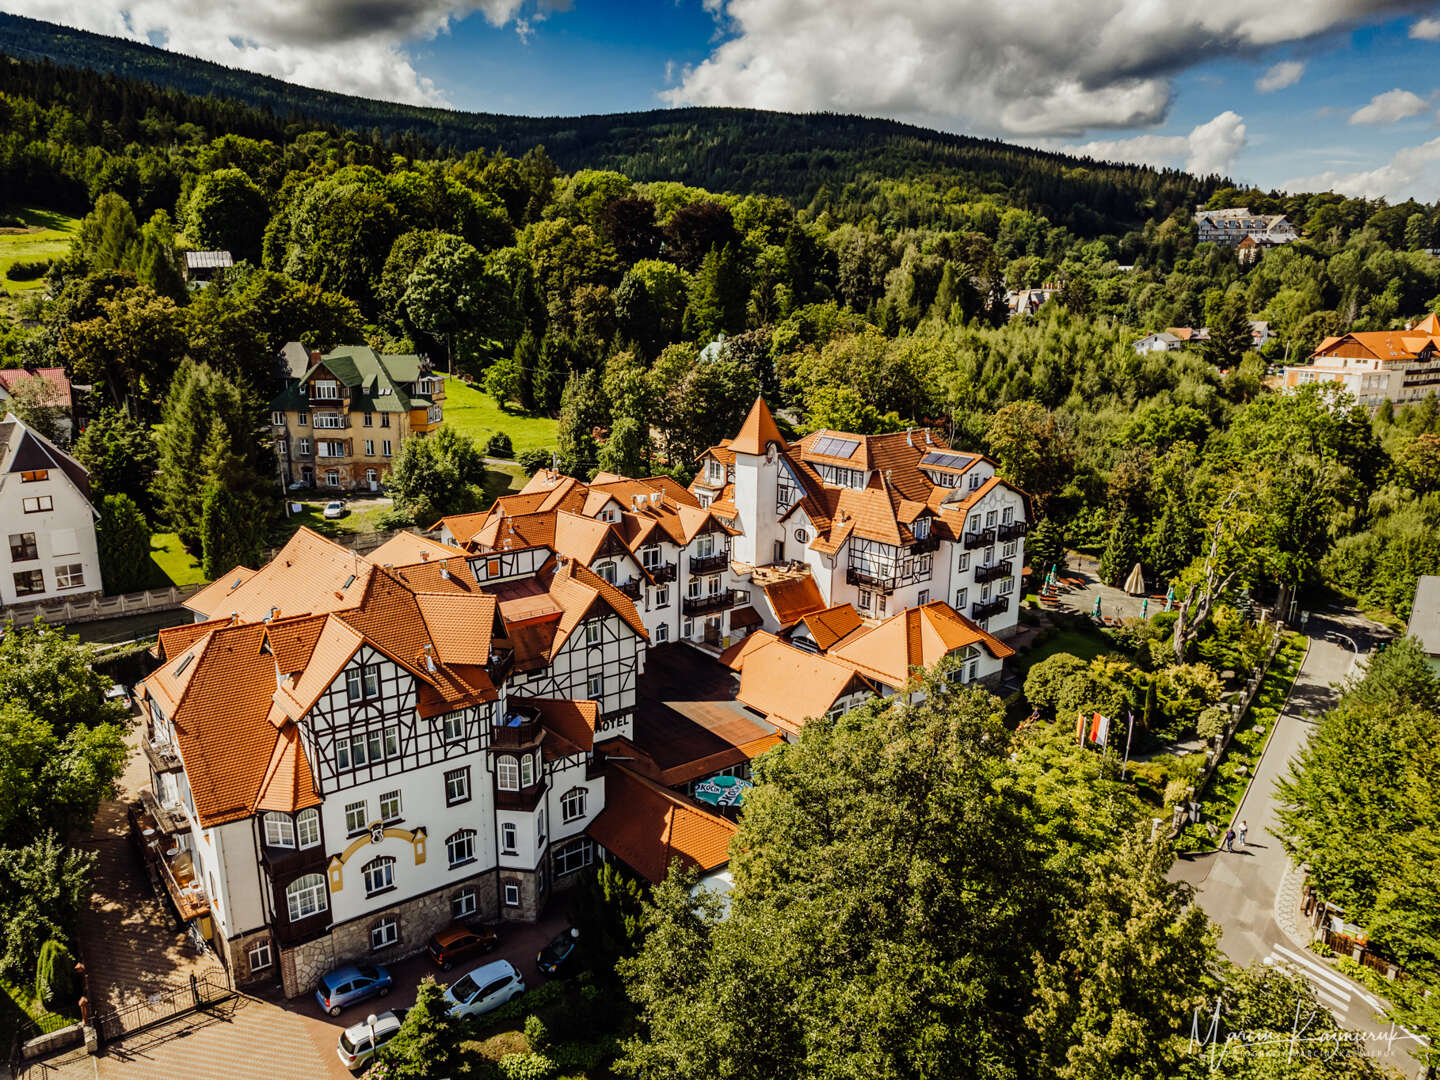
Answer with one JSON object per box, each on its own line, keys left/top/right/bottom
{"left": 75, "top": 724, "right": 223, "bottom": 1012}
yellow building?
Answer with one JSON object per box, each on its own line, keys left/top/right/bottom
{"left": 271, "top": 344, "right": 444, "bottom": 492}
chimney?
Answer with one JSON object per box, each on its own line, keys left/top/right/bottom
{"left": 440, "top": 560, "right": 451, "bottom": 580}
{"left": 906, "top": 429, "right": 914, "bottom": 447}
{"left": 309, "top": 350, "right": 321, "bottom": 364}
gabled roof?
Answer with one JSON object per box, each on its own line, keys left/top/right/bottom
{"left": 520, "top": 696, "right": 598, "bottom": 759}
{"left": 0, "top": 367, "right": 72, "bottom": 411}
{"left": 0, "top": 413, "right": 92, "bottom": 503}
{"left": 736, "top": 638, "right": 869, "bottom": 735}
{"left": 587, "top": 765, "right": 737, "bottom": 884}
{"left": 795, "top": 604, "right": 865, "bottom": 651}
{"left": 185, "top": 528, "right": 370, "bottom": 622}
{"left": 762, "top": 574, "right": 826, "bottom": 627}
{"left": 828, "top": 602, "right": 1013, "bottom": 689}
{"left": 728, "top": 397, "right": 787, "bottom": 456}
{"left": 369, "top": 532, "right": 467, "bottom": 565}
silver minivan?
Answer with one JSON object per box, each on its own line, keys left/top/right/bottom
{"left": 442, "top": 958, "right": 525, "bottom": 1018}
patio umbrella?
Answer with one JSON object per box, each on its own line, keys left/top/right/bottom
{"left": 1164, "top": 584, "right": 1174, "bottom": 612}
{"left": 1141, "top": 597, "right": 1149, "bottom": 618}
{"left": 693, "top": 775, "right": 752, "bottom": 808}
{"left": 1092, "top": 595, "right": 1102, "bottom": 618}
{"left": 1123, "top": 562, "right": 1145, "bottom": 596}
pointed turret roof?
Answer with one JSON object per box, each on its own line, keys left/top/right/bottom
{"left": 1412, "top": 313, "right": 1440, "bottom": 336}
{"left": 729, "top": 397, "right": 787, "bottom": 456}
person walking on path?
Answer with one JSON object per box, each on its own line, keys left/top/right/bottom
{"left": 1223, "top": 828, "right": 1235, "bottom": 852}
{"left": 1237, "top": 820, "right": 1248, "bottom": 850}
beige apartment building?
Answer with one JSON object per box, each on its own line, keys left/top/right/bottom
{"left": 271, "top": 344, "right": 444, "bottom": 492}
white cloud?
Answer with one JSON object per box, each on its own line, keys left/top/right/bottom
{"left": 1282, "top": 136, "right": 1440, "bottom": 201}
{"left": 665, "top": 0, "right": 1430, "bottom": 137}
{"left": 0, "top": 0, "right": 549, "bottom": 104}
{"left": 1410, "top": 16, "right": 1440, "bottom": 38}
{"left": 1059, "top": 111, "right": 1247, "bottom": 177}
{"left": 1349, "top": 88, "right": 1429, "bottom": 124}
{"left": 1255, "top": 60, "right": 1305, "bottom": 92}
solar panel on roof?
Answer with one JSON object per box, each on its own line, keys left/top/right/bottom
{"left": 811, "top": 436, "right": 859, "bottom": 458}
{"left": 921, "top": 451, "right": 971, "bottom": 470}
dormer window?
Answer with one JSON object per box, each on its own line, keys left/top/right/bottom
{"left": 314, "top": 380, "right": 340, "bottom": 400}
{"left": 599, "top": 507, "right": 618, "bottom": 523}
{"left": 707, "top": 460, "right": 722, "bottom": 483}
{"left": 913, "top": 517, "right": 930, "bottom": 540}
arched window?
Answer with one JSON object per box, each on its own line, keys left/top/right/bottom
{"left": 520, "top": 753, "right": 535, "bottom": 787}
{"left": 447, "top": 829, "right": 476, "bottom": 868}
{"left": 561, "top": 787, "right": 587, "bottom": 823}
{"left": 263, "top": 812, "right": 295, "bottom": 849}
{"left": 497, "top": 755, "right": 519, "bottom": 791}
{"left": 286, "top": 873, "right": 327, "bottom": 921}
{"left": 363, "top": 856, "right": 395, "bottom": 897}
{"left": 296, "top": 808, "right": 321, "bottom": 849}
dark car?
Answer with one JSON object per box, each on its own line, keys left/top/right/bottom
{"left": 427, "top": 924, "right": 500, "bottom": 971}
{"left": 536, "top": 928, "right": 581, "bottom": 977}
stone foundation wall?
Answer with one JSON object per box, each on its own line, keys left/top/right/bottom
{"left": 228, "top": 926, "right": 280, "bottom": 988}
{"left": 279, "top": 870, "right": 500, "bottom": 998}
{"left": 497, "top": 866, "right": 542, "bottom": 923}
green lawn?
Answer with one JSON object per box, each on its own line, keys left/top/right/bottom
{"left": 0, "top": 207, "right": 79, "bottom": 295}
{"left": 440, "top": 375, "right": 557, "bottom": 456}
{"left": 148, "top": 532, "right": 207, "bottom": 588}
{"left": 1015, "top": 625, "right": 1114, "bottom": 675}
{"left": 271, "top": 498, "right": 393, "bottom": 543}
{"left": 1, "top": 976, "right": 74, "bottom": 1051}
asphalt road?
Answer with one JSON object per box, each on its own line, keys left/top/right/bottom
{"left": 1172, "top": 610, "right": 1427, "bottom": 1075}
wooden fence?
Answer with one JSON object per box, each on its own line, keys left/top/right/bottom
{"left": 1, "top": 529, "right": 412, "bottom": 628}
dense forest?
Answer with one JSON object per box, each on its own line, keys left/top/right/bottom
{"left": 1, "top": 27, "right": 1439, "bottom": 1076}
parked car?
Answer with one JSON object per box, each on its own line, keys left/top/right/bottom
{"left": 427, "top": 923, "right": 500, "bottom": 971}
{"left": 537, "top": 928, "right": 581, "bottom": 977}
{"left": 322, "top": 500, "right": 347, "bottom": 519}
{"left": 315, "top": 964, "right": 393, "bottom": 1016}
{"left": 336, "top": 1008, "right": 407, "bottom": 1071}
{"left": 442, "top": 958, "right": 525, "bottom": 1018}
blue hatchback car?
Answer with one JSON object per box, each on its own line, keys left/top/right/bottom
{"left": 315, "top": 964, "right": 393, "bottom": 1016}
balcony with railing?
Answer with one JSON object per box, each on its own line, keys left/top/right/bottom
{"left": 486, "top": 648, "right": 514, "bottom": 687}
{"left": 997, "top": 520, "right": 1028, "bottom": 542}
{"left": 491, "top": 705, "right": 542, "bottom": 748}
{"left": 683, "top": 588, "right": 746, "bottom": 617}
{"left": 689, "top": 551, "right": 729, "bottom": 575}
{"left": 846, "top": 565, "right": 896, "bottom": 592}
{"left": 973, "top": 559, "right": 1013, "bottom": 585}
{"left": 909, "top": 534, "right": 940, "bottom": 554}
{"left": 971, "top": 597, "right": 1008, "bottom": 621}
{"left": 644, "top": 560, "right": 677, "bottom": 583}
{"left": 617, "top": 578, "right": 643, "bottom": 600}
{"left": 963, "top": 527, "right": 996, "bottom": 550}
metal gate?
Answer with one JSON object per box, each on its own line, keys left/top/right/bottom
{"left": 94, "top": 971, "right": 234, "bottom": 1044}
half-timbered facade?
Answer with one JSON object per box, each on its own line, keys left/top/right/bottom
{"left": 136, "top": 528, "right": 642, "bottom": 997}
{"left": 691, "top": 398, "right": 1031, "bottom": 638}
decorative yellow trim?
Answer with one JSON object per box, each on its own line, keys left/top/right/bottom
{"left": 327, "top": 823, "right": 429, "bottom": 893}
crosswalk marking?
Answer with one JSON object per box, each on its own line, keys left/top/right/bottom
{"left": 1261, "top": 943, "right": 1386, "bottom": 1018}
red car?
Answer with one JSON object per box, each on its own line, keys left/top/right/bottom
{"left": 427, "top": 924, "right": 499, "bottom": 970}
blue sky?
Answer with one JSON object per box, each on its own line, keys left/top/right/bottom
{"left": 7, "top": 0, "right": 1440, "bottom": 199}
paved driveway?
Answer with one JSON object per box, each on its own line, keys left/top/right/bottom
{"left": 1171, "top": 610, "right": 1424, "bottom": 1076}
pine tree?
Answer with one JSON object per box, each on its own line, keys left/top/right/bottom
{"left": 684, "top": 244, "right": 749, "bottom": 340}
{"left": 1098, "top": 514, "right": 1142, "bottom": 588}
{"left": 556, "top": 369, "right": 606, "bottom": 478}
{"left": 96, "top": 493, "right": 153, "bottom": 594}
{"left": 373, "top": 977, "right": 466, "bottom": 1080}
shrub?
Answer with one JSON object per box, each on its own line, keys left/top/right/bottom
{"left": 523, "top": 1012, "right": 550, "bottom": 1051}
{"left": 549, "top": 1039, "right": 617, "bottom": 1071}
{"left": 36, "top": 939, "right": 75, "bottom": 1011}
{"left": 1196, "top": 706, "right": 1228, "bottom": 742}
{"left": 5, "top": 257, "right": 51, "bottom": 281}
{"left": 472, "top": 979, "right": 566, "bottom": 1034}
{"left": 1023, "top": 653, "right": 1088, "bottom": 716}
{"left": 497, "top": 1052, "right": 555, "bottom": 1080}
{"left": 486, "top": 432, "right": 515, "bottom": 458}
{"left": 517, "top": 447, "right": 552, "bottom": 476}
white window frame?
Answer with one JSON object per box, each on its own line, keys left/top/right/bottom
{"left": 443, "top": 712, "right": 465, "bottom": 743}
{"left": 497, "top": 756, "right": 519, "bottom": 791}
{"left": 263, "top": 813, "right": 296, "bottom": 849}
{"left": 520, "top": 753, "right": 536, "bottom": 787}
{"left": 447, "top": 829, "right": 476, "bottom": 868}
{"left": 345, "top": 801, "right": 368, "bottom": 836}
{"left": 286, "top": 873, "right": 327, "bottom": 921}
{"left": 587, "top": 674, "right": 603, "bottom": 699}
{"left": 270, "top": 411, "right": 285, "bottom": 427}
{"left": 363, "top": 856, "right": 395, "bottom": 897}
{"left": 655, "top": 623, "right": 669, "bottom": 642}
{"left": 370, "top": 916, "right": 399, "bottom": 950}
{"left": 561, "top": 787, "right": 587, "bottom": 823}
{"left": 247, "top": 939, "right": 273, "bottom": 971}
{"left": 445, "top": 766, "right": 471, "bottom": 805}
{"left": 554, "top": 837, "right": 592, "bottom": 876}
{"left": 452, "top": 888, "right": 477, "bottom": 920}
{"left": 296, "top": 808, "right": 321, "bottom": 849}
{"left": 379, "top": 790, "right": 402, "bottom": 823}
{"left": 314, "top": 380, "right": 340, "bottom": 400}
{"left": 382, "top": 440, "right": 393, "bottom": 457}
{"left": 501, "top": 823, "right": 518, "bottom": 854}
{"left": 55, "top": 563, "right": 85, "bottom": 590}
{"left": 503, "top": 883, "right": 520, "bottom": 906}
{"left": 586, "top": 620, "right": 602, "bottom": 646}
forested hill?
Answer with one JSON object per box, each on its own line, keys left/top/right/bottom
{"left": 0, "top": 11, "right": 1216, "bottom": 234}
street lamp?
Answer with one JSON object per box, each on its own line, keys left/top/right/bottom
{"left": 367, "top": 1012, "right": 378, "bottom": 1058}
{"left": 1330, "top": 631, "right": 1361, "bottom": 678}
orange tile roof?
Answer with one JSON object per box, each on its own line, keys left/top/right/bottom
{"left": 369, "top": 532, "right": 467, "bottom": 565}
{"left": 519, "top": 696, "right": 597, "bottom": 759}
{"left": 254, "top": 723, "right": 320, "bottom": 813}
{"left": 728, "top": 397, "right": 787, "bottom": 455}
{"left": 762, "top": 574, "right": 826, "bottom": 627}
{"left": 186, "top": 528, "right": 369, "bottom": 621}
{"left": 184, "top": 567, "right": 257, "bottom": 618}
{"left": 828, "top": 602, "right": 1013, "bottom": 688}
{"left": 797, "top": 604, "right": 864, "bottom": 651}
{"left": 587, "top": 765, "right": 737, "bottom": 884}
{"left": 736, "top": 638, "right": 867, "bottom": 735}
{"left": 719, "top": 629, "right": 779, "bottom": 670}
{"left": 158, "top": 616, "right": 234, "bottom": 661}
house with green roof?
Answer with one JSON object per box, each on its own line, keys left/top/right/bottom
{"left": 270, "top": 343, "right": 444, "bottom": 492}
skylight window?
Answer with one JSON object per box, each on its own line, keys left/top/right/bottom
{"left": 173, "top": 654, "right": 194, "bottom": 677}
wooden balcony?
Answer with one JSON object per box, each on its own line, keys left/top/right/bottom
{"left": 846, "top": 565, "right": 895, "bottom": 592}
{"left": 909, "top": 534, "right": 940, "bottom": 554}
{"left": 683, "top": 589, "right": 743, "bottom": 617}
{"left": 997, "top": 520, "right": 1028, "bottom": 542}
{"left": 617, "top": 578, "right": 643, "bottom": 600}
{"left": 644, "top": 561, "right": 677, "bottom": 583}
{"left": 963, "top": 527, "right": 996, "bottom": 550}
{"left": 973, "top": 559, "right": 1013, "bottom": 585}
{"left": 688, "top": 552, "right": 729, "bottom": 575}
{"left": 971, "top": 597, "right": 1008, "bottom": 621}
{"left": 491, "top": 707, "right": 542, "bottom": 747}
